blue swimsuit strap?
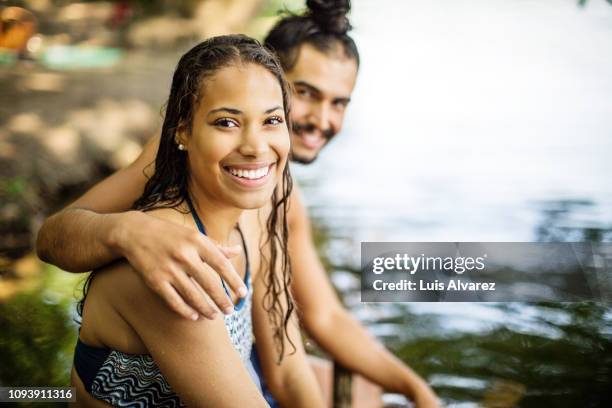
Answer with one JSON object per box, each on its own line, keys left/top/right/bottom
{"left": 184, "top": 195, "right": 250, "bottom": 305}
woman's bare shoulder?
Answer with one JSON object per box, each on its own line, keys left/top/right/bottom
{"left": 143, "top": 204, "right": 192, "bottom": 228}
{"left": 90, "top": 259, "right": 148, "bottom": 303}
{"left": 89, "top": 258, "right": 176, "bottom": 338}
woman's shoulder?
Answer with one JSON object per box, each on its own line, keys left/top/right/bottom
{"left": 82, "top": 261, "right": 150, "bottom": 351}
{"left": 143, "top": 204, "right": 193, "bottom": 228}
{"left": 89, "top": 258, "right": 172, "bottom": 337}
{"left": 91, "top": 259, "right": 147, "bottom": 302}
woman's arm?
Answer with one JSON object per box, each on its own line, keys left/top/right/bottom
{"left": 251, "top": 246, "right": 325, "bottom": 407}
{"left": 105, "top": 261, "right": 269, "bottom": 407}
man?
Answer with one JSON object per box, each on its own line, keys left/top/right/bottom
{"left": 37, "top": 1, "right": 439, "bottom": 406}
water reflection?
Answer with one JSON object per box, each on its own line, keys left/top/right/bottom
{"left": 310, "top": 199, "right": 612, "bottom": 406}
{"left": 397, "top": 302, "right": 611, "bottom": 407}
{"left": 535, "top": 199, "right": 612, "bottom": 243}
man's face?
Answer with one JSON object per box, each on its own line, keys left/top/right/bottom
{"left": 285, "top": 43, "right": 358, "bottom": 164}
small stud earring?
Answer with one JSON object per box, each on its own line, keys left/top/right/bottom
{"left": 177, "top": 143, "right": 186, "bottom": 151}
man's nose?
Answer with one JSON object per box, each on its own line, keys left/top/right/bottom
{"left": 309, "top": 101, "right": 331, "bottom": 132}
{"left": 238, "top": 126, "right": 269, "bottom": 157}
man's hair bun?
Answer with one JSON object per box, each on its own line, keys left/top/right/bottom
{"left": 306, "top": 0, "right": 352, "bottom": 35}
{"left": 264, "top": 0, "right": 359, "bottom": 71}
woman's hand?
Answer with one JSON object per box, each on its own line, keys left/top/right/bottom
{"left": 112, "top": 210, "right": 247, "bottom": 320}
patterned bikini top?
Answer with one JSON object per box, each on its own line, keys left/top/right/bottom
{"left": 73, "top": 198, "right": 255, "bottom": 407}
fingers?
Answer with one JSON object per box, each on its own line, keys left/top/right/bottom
{"left": 183, "top": 256, "right": 235, "bottom": 316}
{"left": 132, "top": 228, "right": 247, "bottom": 320}
{"left": 196, "top": 237, "right": 248, "bottom": 299}
{"left": 157, "top": 282, "right": 200, "bottom": 321}
{"left": 218, "top": 244, "right": 242, "bottom": 259}
{"left": 172, "top": 272, "right": 219, "bottom": 320}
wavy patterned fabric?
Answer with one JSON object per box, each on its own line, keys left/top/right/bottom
{"left": 91, "top": 351, "right": 182, "bottom": 407}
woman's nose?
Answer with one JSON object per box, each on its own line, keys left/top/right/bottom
{"left": 238, "top": 126, "right": 269, "bottom": 157}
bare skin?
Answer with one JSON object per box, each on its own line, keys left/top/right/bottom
{"left": 37, "top": 45, "right": 440, "bottom": 407}
{"left": 72, "top": 206, "right": 322, "bottom": 407}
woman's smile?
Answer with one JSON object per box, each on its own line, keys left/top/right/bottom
{"left": 222, "top": 162, "right": 276, "bottom": 188}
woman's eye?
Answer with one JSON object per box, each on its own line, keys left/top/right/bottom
{"left": 265, "top": 116, "right": 284, "bottom": 126}
{"left": 215, "top": 118, "right": 238, "bottom": 128}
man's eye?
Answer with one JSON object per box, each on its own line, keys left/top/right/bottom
{"left": 333, "top": 100, "right": 348, "bottom": 109}
{"left": 215, "top": 118, "right": 238, "bottom": 128}
{"left": 296, "top": 88, "right": 311, "bottom": 98}
{"left": 265, "top": 116, "right": 284, "bottom": 126}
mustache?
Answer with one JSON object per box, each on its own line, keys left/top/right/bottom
{"left": 292, "top": 122, "right": 335, "bottom": 140}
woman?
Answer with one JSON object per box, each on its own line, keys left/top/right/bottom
{"left": 71, "top": 35, "right": 324, "bottom": 407}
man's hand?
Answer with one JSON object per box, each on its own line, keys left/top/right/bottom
{"left": 414, "top": 389, "right": 442, "bottom": 408}
{"left": 410, "top": 381, "right": 442, "bottom": 408}
{"left": 111, "top": 211, "right": 247, "bottom": 320}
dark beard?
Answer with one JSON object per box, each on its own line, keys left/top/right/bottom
{"left": 290, "top": 151, "right": 318, "bottom": 164}
{"left": 290, "top": 123, "right": 335, "bottom": 164}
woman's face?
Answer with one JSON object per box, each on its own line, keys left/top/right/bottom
{"left": 180, "top": 62, "right": 290, "bottom": 210}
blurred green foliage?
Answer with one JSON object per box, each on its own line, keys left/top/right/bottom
{"left": 0, "top": 177, "right": 26, "bottom": 196}
{"left": 0, "top": 265, "right": 81, "bottom": 406}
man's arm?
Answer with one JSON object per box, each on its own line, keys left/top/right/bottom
{"left": 288, "top": 188, "right": 440, "bottom": 407}
{"left": 36, "top": 135, "right": 246, "bottom": 320}
{"left": 36, "top": 134, "right": 159, "bottom": 270}
{"left": 252, "top": 243, "right": 325, "bottom": 408}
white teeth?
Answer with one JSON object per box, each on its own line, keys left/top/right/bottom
{"left": 227, "top": 165, "right": 270, "bottom": 180}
